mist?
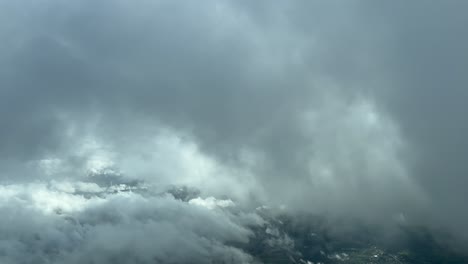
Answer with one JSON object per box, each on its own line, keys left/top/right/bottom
{"left": 1, "top": 0, "right": 468, "bottom": 263}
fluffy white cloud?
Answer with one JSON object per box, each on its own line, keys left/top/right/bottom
{"left": 0, "top": 181, "right": 262, "bottom": 264}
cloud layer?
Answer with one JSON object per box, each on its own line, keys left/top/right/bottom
{"left": 1, "top": 0, "right": 468, "bottom": 260}
{"left": 0, "top": 181, "right": 263, "bottom": 263}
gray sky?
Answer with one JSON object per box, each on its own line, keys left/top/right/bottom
{"left": 1, "top": 0, "right": 468, "bottom": 261}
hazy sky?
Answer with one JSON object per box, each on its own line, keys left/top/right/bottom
{"left": 1, "top": 1, "right": 467, "bottom": 262}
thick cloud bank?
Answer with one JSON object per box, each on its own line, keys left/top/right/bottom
{"left": 1, "top": 0, "right": 468, "bottom": 262}
{"left": 0, "top": 181, "right": 262, "bottom": 263}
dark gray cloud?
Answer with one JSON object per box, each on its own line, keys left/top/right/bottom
{"left": 364, "top": 1, "right": 468, "bottom": 235}
{"left": 1, "top": 0, "right": 468, "bottom": 259}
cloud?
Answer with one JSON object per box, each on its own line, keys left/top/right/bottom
{"left": 0, "top": 0, "right": 468, "bottom": 255}
{"left": 189, "top": 196, "right": 235, "bottom": 210}
{"left": 0, "top": 181, "right": 261, "bottom": 263}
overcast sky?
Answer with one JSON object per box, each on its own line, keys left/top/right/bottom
{"left": 1, "top": 0, "right": 468, "bottom": 262}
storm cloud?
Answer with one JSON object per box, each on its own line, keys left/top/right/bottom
{"left": 1, "top": 0, "right": 468, "bottom": 262}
